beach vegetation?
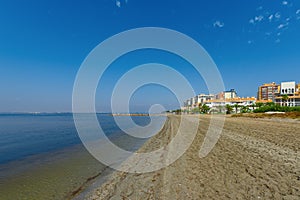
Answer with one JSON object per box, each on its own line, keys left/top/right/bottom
{"left": 241, "top": 106, "right": 251, "bottom": 113}
{"left": 253, "top": 104, "right": 300, "bottom": 113}
{"left": 255, "top": 102, "right": 264, "bottom": 108}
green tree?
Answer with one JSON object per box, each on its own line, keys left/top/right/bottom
{"left": 233, "top": 104, "right": 240, "bottom": 113}
{"left": 241, "top": 106, "right": 250, "bottom": 113}
{"left": 201, "top": 104, "right": 210, "bottom": 114}
{"left": 198, "top": 103, "right": 202, "bottom": 110}
{"left": 282, "top": 94, "right": 289, "bottom": 106}
{"left": 225, "top": 104, "right": 233, "bottom": 114}
{"left": 255, "top": 102, "right": 264, "bottom": 108}
{"left": 198, "top": 103, "right": 203, "bottom": 113}
{"left": 250, "top": 103, "right": 256, "bottom": 111}
{"left": 216, "top": 105, "right": 223, "bottom": 113}
{"left": 266, "top": 102, "right": 275, "bottom": 106}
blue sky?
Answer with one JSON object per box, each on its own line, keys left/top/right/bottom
{"left": 0, "top": 0, "right": 299, "bottom": 112}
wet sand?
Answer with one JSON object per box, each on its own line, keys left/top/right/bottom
{"left": 86, "top": 115, "right": 300, "bottom": 199}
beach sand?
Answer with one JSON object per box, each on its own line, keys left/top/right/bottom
{"left": 85, "top": 115, "right": 300, "bottom": 199}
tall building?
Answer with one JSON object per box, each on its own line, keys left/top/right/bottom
{"left": 257, "top": 82, "right": 280, "bottom": 101}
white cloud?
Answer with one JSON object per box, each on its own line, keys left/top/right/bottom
{"left": 275, "top": 39, "right": 281, "bottom": 43}
{"left": 282, "top": 1, "right": 288, "bottom": 5}
{"left": 296, "top": 9, "right": 300, "bottom": 15}
{"left": 268, "top": 14, "right": 274, "bottom": 21}
{"left": 275, "top": 12, "right": 281, "bottom": 19}
{"left": 116, "top": 0, "right": 121, "bottom": 8}
{"left": 248, "top": 40, "right": 254, "bottom": 44}
{"left": 255, "top": 15, "right": 264, "bottom": 22}
{"left": 249, "top": 15, "right": 265, "bottom": 24}
{"left": 278, "top": 24, "right": 284, "bottom": 29}
{"left": 278, "top": 23, "right": 288, "bottom": 29}
{"left": 213, "top": 21, "right": 224, "bottom": 28}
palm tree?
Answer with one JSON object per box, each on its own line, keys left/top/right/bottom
{"left": 282, "top": 94, "right": 289, "bottom": 106}
{"left": 201, "top": 104, "right": 210, "bottom": 114}
{"left": 233, "top": 104, "right": 239, "bottom": 114}
{"left": 216, "top": 105, "right": 223, "bottom": 113}
{"left": 241, "top": 106, "right": 250, "bottom": 113}
{"left": 251, "top": 103, "right": 256, "bottom": 111}
{"left": 225, "top": 104, "right": 233, "bottom": 114}
{"left": 198, "top": 103, "right": 202, "bottom": 110}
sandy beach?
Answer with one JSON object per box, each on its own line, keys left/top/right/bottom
{"left": 85, "top": 115, "right": 300, "bottom": 199}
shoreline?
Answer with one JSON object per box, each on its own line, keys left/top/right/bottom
{"left": 0, "top": 127, "right": 149, "bottom": 200}
{"left": 0, "top": 144, "right": 106, "bottom": 200}
{"left": 111, "top": 113, "right": 150, "bottom": 116}
{"left": 72, "top": 116, "right": 169, "bottom": 199}
{"left": 83, "top": 115, "right": 300, "bottom": 199}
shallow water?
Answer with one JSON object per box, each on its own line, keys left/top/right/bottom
{"left": 0, "top": 113, "right": 165, "bottom": 199}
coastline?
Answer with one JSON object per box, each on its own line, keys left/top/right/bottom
{"left": 83, "top": 115, "right": 300, "bottom": 199}
{"left": 0, "top": 144, "right": 106, "bottom": 200}
{"left": 111, "top": 113, "right": 150, "bottom": 116}
{"left": 0, "top": 114, "right": 155, "bottom": 200}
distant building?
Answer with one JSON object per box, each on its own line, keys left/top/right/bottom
{"left": 216, "top": 89, "right": 238, "bottom": 100}
{"left": 183, "top": 94, "right": 215, "bottom": 110}
{"left": 275, "top": 81, "right": 300, "bottom": 107}
{"left": 280, "top": 81, "right": 296, "bottom": 95}
{"left": 225, "top": 89, "right": 238, "bottom": 99}
{"left": 257, "top": 82, "right": 280, "bottom": 101}
{"left": 186, "top": 99, "right": 192, "bottom": 107}
{"left": 182, "top": 80, "right": 300, "bottom": 113}
{"left": 191, "top": 97, "right": 197, "bottom": 108}
{"left": 195, "top": 94, "right": 215, "bottom": 105}
{"left": 205, "top": 97, "right": 256, "bottom": 113}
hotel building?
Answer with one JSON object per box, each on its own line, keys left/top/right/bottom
{"left": 216, "top": 89, "right": 238, "bottom": 100}
{"left": 205, "top": 97, "right": 256, "bottom": 110}
{"left": 257, "top": 82, "right": 280, "bottom": 101}
{"left": 183, "top": 94, "right": 215, "bottom": 110}
{"left": 182, "top": 89, "right": 256, "bottom": 113}
{"left": 275, "top": 81, "right": 300, "bottom": 107}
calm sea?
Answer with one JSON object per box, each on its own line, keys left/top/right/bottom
{"left": 0, "top": 113, "right": 164, "bottom": 199}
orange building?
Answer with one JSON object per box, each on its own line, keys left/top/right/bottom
{"left": 257, "top": 82, "right": 280, "bottom": 101}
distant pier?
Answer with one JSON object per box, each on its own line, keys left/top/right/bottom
{"left": 111, "top": 113, "right": 150, "bottom": 116}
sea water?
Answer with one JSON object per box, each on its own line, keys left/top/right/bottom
{"left": 0, "top": 113, "right": 164, "bottom": 199}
